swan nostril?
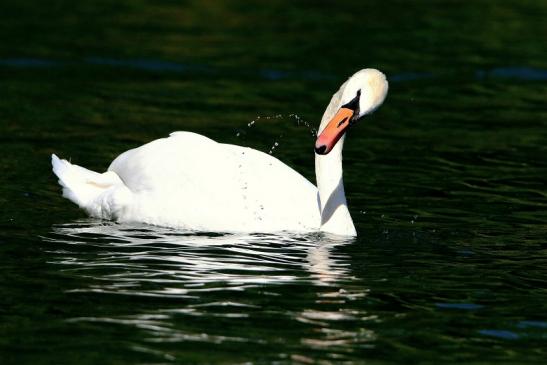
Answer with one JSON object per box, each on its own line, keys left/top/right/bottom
{"left": 315, "top": 145, "right": 327, "bottom": 155}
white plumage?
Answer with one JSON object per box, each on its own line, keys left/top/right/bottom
{"left": 52, "top": 68, "right": 388, "bottom": 236}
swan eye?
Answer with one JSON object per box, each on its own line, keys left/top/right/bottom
{"left": 342, "top": 89, "right": 361, "bottom": 112}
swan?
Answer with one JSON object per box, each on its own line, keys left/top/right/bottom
{"left": 51, "top": 68, "right": 388, "bottom": 236}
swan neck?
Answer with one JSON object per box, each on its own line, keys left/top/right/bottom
{"left": 315, "top": 136, "right": 356, "bottom": 236}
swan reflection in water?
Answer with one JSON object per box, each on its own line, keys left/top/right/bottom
{"left": 47, "top": 219, "right": 354, "bottom": 288}
{"left": 44, "top": 220, "right": 376, "bottom": 360}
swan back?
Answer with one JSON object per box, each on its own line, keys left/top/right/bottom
{"left": 107, "top": 132, "right": 320, "bottom": 232}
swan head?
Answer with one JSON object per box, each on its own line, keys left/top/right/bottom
{"left": 315, "top": 69, "right": 389, "bottom": 155}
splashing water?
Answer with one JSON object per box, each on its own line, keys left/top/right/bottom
{"left": 234, "top": 113, "right": 317, "bottom": 156}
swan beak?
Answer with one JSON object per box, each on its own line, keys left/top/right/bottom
{"left": 314, "top": 107, "right": 354, "bottom": 155}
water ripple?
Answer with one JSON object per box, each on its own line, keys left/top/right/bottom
{"left": 40, "top": 220, "right": 374, "bottom": 361}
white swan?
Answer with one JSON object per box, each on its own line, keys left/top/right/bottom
{"left": 52, "top": 68, "right": 388, "bottom": 236}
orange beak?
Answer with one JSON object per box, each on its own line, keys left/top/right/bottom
{"left": 314, "top": 107, "right": 355, "bottom": 155}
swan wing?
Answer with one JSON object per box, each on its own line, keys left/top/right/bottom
{"left": 107, "top": 132, "right": 320, "bottom": 232}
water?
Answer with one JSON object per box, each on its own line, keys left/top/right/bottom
{"left": 1, "top": 0, "right": 547, "bottom": 363}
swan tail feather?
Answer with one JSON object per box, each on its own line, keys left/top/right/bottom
{"left": 51, "top": 154, "right": 130, "bottom": 218}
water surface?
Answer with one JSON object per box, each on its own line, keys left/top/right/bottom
{"left": 1, "top": 0, "right": 547, "bottom": 364}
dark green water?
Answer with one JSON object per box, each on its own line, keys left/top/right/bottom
{"left": 1, "top": 1, "right": 547, "bottom": 364}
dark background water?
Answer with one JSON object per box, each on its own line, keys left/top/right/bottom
{"left": 1, "top": 0, "right": 547, "bottom": 364}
